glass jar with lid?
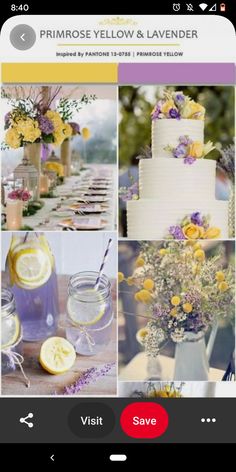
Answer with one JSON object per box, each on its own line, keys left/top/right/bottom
{"left": 1, "top": 288, "right": 23, "bottom": 375}
{"left": 66, "top": 271, "right": 113, "bottom": 356}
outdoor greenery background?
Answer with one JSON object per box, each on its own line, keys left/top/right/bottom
{"left": 119, "top": 85, "right": 235, "bottom": 166}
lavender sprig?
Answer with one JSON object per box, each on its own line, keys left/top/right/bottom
{"left": 217, "top": 143, "right": 235, "bottom": 183}
{"left": 59, "top": 362, "right": 115, "bottom": 395}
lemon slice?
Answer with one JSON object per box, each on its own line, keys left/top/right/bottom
{"left": 13, "top": 248, "right": 52, "bottom": 288}
{"left": 2, "top": 315, "right": 20, "bottom": 349}
{"left": 67, "top": 289, "right": 105, "bottom": 326}
{"left": 39, "top": 337, "right": 76, "bottom": 375}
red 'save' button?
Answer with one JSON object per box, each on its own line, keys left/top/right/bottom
{"left": 120, "top": 403, "right": 169, "bottom": 439}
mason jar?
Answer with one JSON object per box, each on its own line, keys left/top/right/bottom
{"left": 66, "top": 271, "right": 113, "bottom": 356}
{"left": 1, "top": 288, "right": 23, "bottom": 375}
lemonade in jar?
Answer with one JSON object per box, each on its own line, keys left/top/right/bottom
{"left": 66, "top": 271, "right": 113, "bottom": 356}
{"left": 6, "top": 233, "right": 59, "bottom": 342}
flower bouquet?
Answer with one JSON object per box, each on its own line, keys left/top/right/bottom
{"left": 119, "top": 241, "right": 235, "bottom": 380}
{"left": 151, "top": 90, "right": 205, "bottom": 121}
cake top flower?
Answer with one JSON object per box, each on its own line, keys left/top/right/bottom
{"left": 151, "top": 90, "right": 205, "bottom": 121}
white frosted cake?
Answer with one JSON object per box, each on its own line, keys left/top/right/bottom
{"left": 127, "top": 91, "right": 228, "bottom": 239}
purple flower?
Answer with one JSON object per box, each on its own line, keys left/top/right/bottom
{"left": 69, "top": 121, "right": 80, "bottom": 135}
{"left": 174, "top": 144, "right": 187, "bottom": 159}
{"left": 169, "top": 108, "right": 181, "bottom": 119}
{"left": 174, "top": 93, "right": 185, "bottom": 106}
{"left": 179, "top": 135, "right": 192, "bottom": 146}
{"left": 59, "top": 362, "right": 115, "bottom": 395}
{"left": 119, "top": 181, "right": 139, "bottom": 202}
{"left": 169, "top": 225, "right": 185, "bottom": 240}
{"left": 184, "top": 156, "right": 196, "bottom": 165}
{"left": 37, "top": 115, "right": 54, "bottom": 135}
{"left": 191, "top": 212, "right": 203, "bottom": 226}
{"left": 151, "top": 105, "right": 161, "bottom": 120}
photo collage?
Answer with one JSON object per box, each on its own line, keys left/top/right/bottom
{"left": 1, "top": 83, "right": 235, "bottom": 399}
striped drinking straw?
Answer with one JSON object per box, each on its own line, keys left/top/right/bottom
{"left": 94, "top": 238, "right": 113, "bottom": 290}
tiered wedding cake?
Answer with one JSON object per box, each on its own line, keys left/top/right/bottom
{"left": 127, "top": 91, "right": 228, "bottom": 239}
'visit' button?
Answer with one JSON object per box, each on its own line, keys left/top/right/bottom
{"left": 120, "top": 402, "right": 169, "bottom": 439}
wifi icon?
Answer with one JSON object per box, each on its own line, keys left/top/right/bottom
{"left": 199, "top": 3, "right": 208, "bottom": 10}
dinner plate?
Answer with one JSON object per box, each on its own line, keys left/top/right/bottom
{"left": 58, "top": 217, "right": 108, "bottom": 230}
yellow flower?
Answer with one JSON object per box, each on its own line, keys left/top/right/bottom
{"left": 138, "top": 289, "right": 152, "bottom": 304}
{"left": 143, "top": 279, "right": 154, "bottom": 291}
{"left": 188, "top": 141, "right": 204, "bottom": 158}
{"left": 63, "top": 123, "right": 72, "bottom": 139}
{"left": 134, "top": 292, "right": 141, "bottom": 302}
{"left": 127, "top": 276, "right": 134, "bottom": 286}
{"left": 203, "top": 141, "right": 215, "bottom": 156}
{"left": 218, "top": 281, "right": 229, "bottom": 292}
{"left": 171, "top": 296, "right": 181, "bottom": 306}
{"left": 44, "top": 161, "right": 64, "bottom": 177}
{"left": 193, "top": 242, "right": 202, "bottom": 250}
{"left": 192, "top": 264, "right": 200, "bottom": 275}
{"left": 45, "top": 110, "right": 63, "bottom": 125}
{"left": 194, "top": 249, "right": 205, "bottom": 262}
{"left": 183, "top": 224, "right": 202, "bottom": 240}
{"left": 215, "top": 271, "right": 225, "bottom": 282}
{"left": 16, "top": 118, "right": 41, "bottom": 143}
{"left": 161, "top": 99, "right": 176, "bottom": 115}
{"left": 203, "top": 227, "right": 221, "bottom": 239}
{"left": 5, "top": 127, "right": 21, "bottom": 148}
{"left": 182, "top": 101, "right": 205, "bottom": 120}
{"left": 159, "top": 248, "right": 167, "bottom": 256}
{"left": 118, "top": 272, "right": 124, "bottom": 283}
{"left": 183, "top": 303, "right": 193, "bottom": 313}
{"left": 170, "top": 308, "right": 177, "bottom": 317}
{"left": 135, "top": 257, "right": 145, "bottom": 268}
{"left": 81, "top": 127, "right": 91, "bottom": 140}
{"left": 136, "top": 327, "right": 149, "bottom": 344}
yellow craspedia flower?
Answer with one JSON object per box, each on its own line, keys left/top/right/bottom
{"left": 170, "top": 308, "right": 177, "bottom": 317}
{"left": 203, "top": 227, "right": 221, "bottom": 239}
{"left": 5, "top": 127, "right": 21, "bottom": 148}
{"left": 183, "top": 224, "right": 202, "bottom": 240}
{"left": 161, "top": 99, "right": 176, "bottom": 115}
{"left": 127, "top": 276, "right": 134, "bottom": 286}
{"left": 143, "top": 279, "right": 154, "bottom": 291}
{"left": 134, "top": 291, "right": 141, "bottom": 302}
{"left": 171, "top": 296, "right": 181, "bottom": 306}
{"left": 159, "top": 248, "right": 167, "bottom": 256}
{"left": 193, "top": 242, "right": 202, "bottom": 250}
{"left": 81, "top": 127, "right": 91, "bottom": 140}
{"left": 118, "top": 272, "right": 124, "bottom": 283}
{"left": 194, "top": 249, "right": 205, "bottom": 262}
{"left": 138, "top": 289, "right": 152, "bottom": 304}
{"left": 188, "top": 141, "right": 204, "bottom": 158}
{"left": 215, "top": 271, "right": 225, "bottom": 282}
{"left": 218, "top": 281, "right": 229, "bottom": 292}
{"left": 135, "top": 257, "right": 145, "bottom": 267}
{"left": 183, "top": 303, "right": 193, "bottom": 313}
{"left": 136, "top": 327, "right": 149, "bottom": 344}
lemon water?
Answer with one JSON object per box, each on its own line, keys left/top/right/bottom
{"left": 1, "top": 288, "right": 23, "bottom": 375}
{"left": 66, "top": 272, "right": 113, "bottom": 356}
{"left": 12, "top": 271, "right": 59, "bottom": 341}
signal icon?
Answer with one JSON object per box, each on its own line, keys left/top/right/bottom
{"left": 199, "top": 3, "right": 208, "bottom": 10}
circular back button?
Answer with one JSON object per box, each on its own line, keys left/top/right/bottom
{"left": 10, "top": 25, "right": 36, "bottom": 50}
{"left": 120, "top": 402, "right": 169, "bottom": 439}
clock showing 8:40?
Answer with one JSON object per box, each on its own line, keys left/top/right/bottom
{"left": 11, "top": 4, "right": 30, "bottom": 11}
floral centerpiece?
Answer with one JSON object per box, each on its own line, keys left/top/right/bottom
{"left": 131, "top": 382, "right": 184, "bottom": 398}
{"left": 8, "top": 188, "right": 31, "bottom": 202}
{"left": 118, "top": 241, "right": 234, "bottom": 364}
{"left": 164, "top": 135, "right": 215, "bottom": 165}
{"left": 167, "top": 211, "right": 221, "bottom": 240}
{"left": 151, "top": 90, "right": 205, "bottom": 121}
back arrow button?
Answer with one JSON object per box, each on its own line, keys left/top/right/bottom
{"left": 50, "top": 455, "right": 55, "bottom": 462}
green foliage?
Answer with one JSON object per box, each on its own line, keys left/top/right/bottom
{"left": 119, "top": 86, "right": 235, "bottom": 166}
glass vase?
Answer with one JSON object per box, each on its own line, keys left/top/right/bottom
{"left": 174, "top": 331, "right": 209, "bottom": 381}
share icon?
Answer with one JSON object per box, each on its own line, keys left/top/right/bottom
{"left": 19, "top": 412, "right": 34, "bottom": 428}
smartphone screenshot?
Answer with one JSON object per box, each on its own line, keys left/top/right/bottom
{"left": 0, "top": 2, "right": 235, "bottom": 462}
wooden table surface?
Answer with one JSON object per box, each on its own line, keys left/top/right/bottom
{"left": 1, "top": 274, "right": 117, "bottom": 396}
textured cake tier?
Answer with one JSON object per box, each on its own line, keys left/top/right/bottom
{"left": 127, "top": 199, "right": 228, "bottom": 239}
{"left": 152, "top": 119, "right": 204, "bottom": 159}
{"left": 139, "top": 158, "right": 216, "bottom": 200}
